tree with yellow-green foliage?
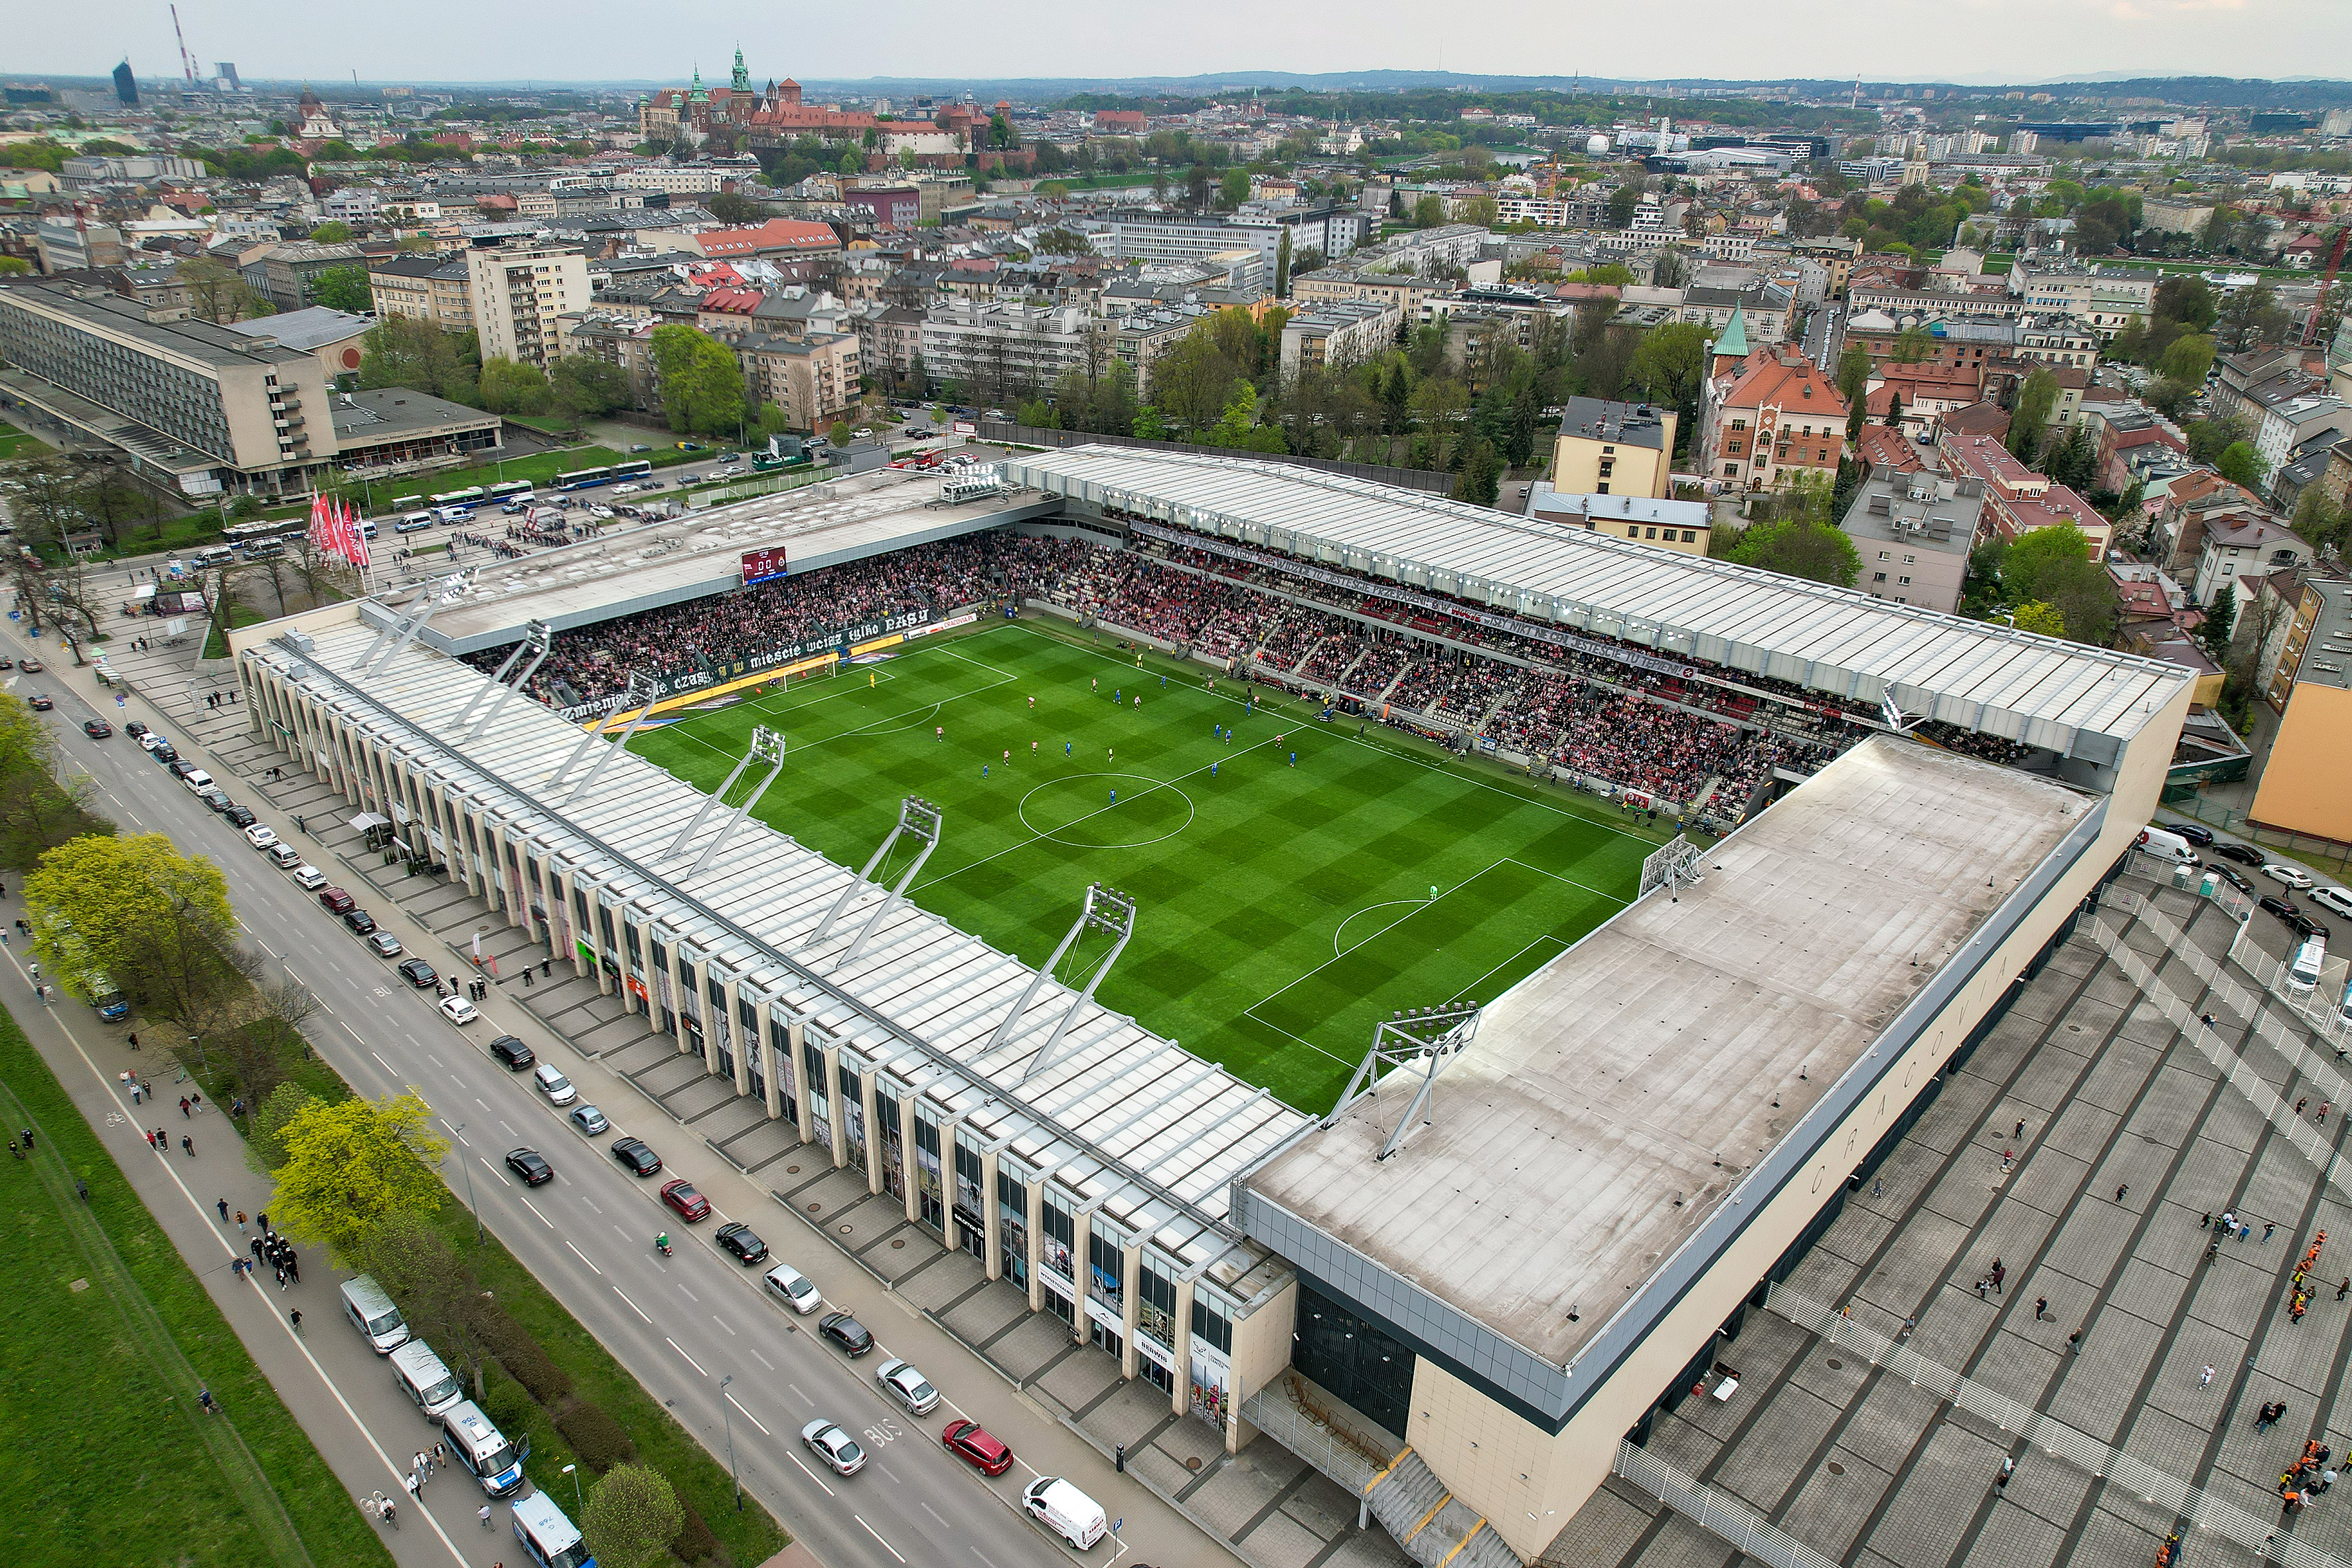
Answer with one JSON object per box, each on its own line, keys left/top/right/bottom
{"left": 270, "top": 1092, "right": 449, "bottom": 1265}
{"left": 2009, "top": 601, "right": 2067, "bottom": 639}
{"left": 25, "top": 832, "right": 238, "bottom": 1022}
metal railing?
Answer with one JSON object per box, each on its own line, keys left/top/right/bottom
{"left": 1611, "top": 1443, "right": 1839, "bottom": 1568}
{"left": 2164, "top": 798, "right": 2351, "bottom": 876}
{"left": 1238, "top": 1385, "right": 1383, "bottom": 1497}
{"left": 1764, "top": 1286, "right": 2352, "bottom": 1568}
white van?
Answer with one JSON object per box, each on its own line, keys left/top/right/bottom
{"left": 1023, "top": 1476, "right": 1108, "bottom": 1549}
{"left": 439, "top": 1399, "right": 530, "bottom": 1496}
{"left": 340, "top": 1274, "right": 410, "bottom": 1353}
{"left": 191, "top": 544, "right": 234, "bottom": 568}
{"left": 2136, "top": 826, "right": 2199, "bottom": 866}
{"left": 389, "top": 1338, "right": 466, "bottom": 1419}
{"left": 510, "top": 1490, "right": 591, "bottom": 1568}
{"left": 395, "top": 512, "right": 435, "bottom": 534}
{"left": 2290, "top": 935, "right": 2326, "bottom": 994}
{"left": 433, "top": 505, "right": 472, "bottom": 524}
{"left": 180, "top": 768, "right": 214, "bottom": 794}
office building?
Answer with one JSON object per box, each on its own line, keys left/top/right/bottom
{"left": 467, "top": 244, "right": 591, "bottom": 368}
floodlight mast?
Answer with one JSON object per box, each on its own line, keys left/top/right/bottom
{"left": 562, "top": 672, "right": 663, "bottom": 804}
{"left": 1328, "top": 1002, "right": 1483, "bottom": 1161}
{"left": 1000, "top": 883, "right": 1138, "bottom": 1083}
{"left": 453, "top": 619, "right": 554, "bottom": 739}
{"left": 364, "top": 573, "right": 471, "bottom": 676}
{"left": 678, "top": 726, "right": 791, "bottom": 880}
{"left": 800, "top": 797, "right": 943, "bottom": 963}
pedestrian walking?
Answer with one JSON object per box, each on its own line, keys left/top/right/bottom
{"left": 1996, "top": 1456, "right": 2014, "bottom": 1490}
{"left": 2202, "top": 1365, "right": 2216, "bottom": 1386}
{"left": 2116, "top": 1184, "right": 2130, "bottom": 1202}
{"left": 2242, "top": 1223, "right": 2254, "bottom": 1241}
{"left": 2014, "top": 1118, "right": 2025, "bottom": 1138}
{"left": 289, "top": 1309, "right": 301, "bottom": 1332}
{"left": 2266, "top": 1222, "right": 2278, "bottom": 1242}
{"left": 2202, "top": 1212, "right": 2213, "bottom": 1229}
{"left": 181, "top": 1134, "right": 193, "bottom": 1157}
{"left": 2035, "top": 1296, "right": 2049, "bottom": 1320}
{"left": 179, "top": 1096, "right": 191, "bottom": 1118}
{"left": 198, "top": 1387, "right": 216, "bottom": 1415}
{"left": 257, "top": 1212, "right": 269, "bottom": 1233}
{"left": 190, "top": 1091, "right": 200, "bottom": 1115}
{"left": 250, "top": 1235, "right": 264, "bottom": 1262}
{"left": 216, "top": 1198, "right": 228, "bottom": 1222}
{"left": 1871, "top": 1176, "right": 1883, "bottom": 1198}
{"left": 2298, "top": 1098, "right": 2308, "bottom": 1117}
{"left": 126, "top": 1032, "right": 137, "bottom": 1051}
{"left": 145, "top": 1129, "right": 157, "bottom": 1150}
{"left": 274, "top": 1263, "right": 286, "bottom": 1289}
{"left": 479, "top": 1506, "right": 493, "bottom": 1529}
{"left": 2069, "top": 1330, "right": 2082, "bottom": 1353}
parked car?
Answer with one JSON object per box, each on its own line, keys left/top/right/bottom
{"left": 137, "top": 730, "right": 169, "bottom": 751}
{"left": 2265, "top": 862, "right": 2317, "bottom": 891}
{"left": 266, "top": 842, "right": 302, "bottom": 870}
{"left": 2292, "top": 913, "right": 2332, "bottom": 943}
{"left": 195, "top": 788, "right": 230, "bottom": 813}
{"left": 149, "top": 744, "right": 178, "bottom": 764}
{"left": 342, "top": 909, "right": 378, "bottom": 936}
{"left": 2311, "top": 886, "right": 2352, "bottom": 919}
{"left": 437, "top": 994, "right": 478, "bottom": 1025}
{"left": 801, "top": 1420, "right": 866, "bottom": 1477}
{"left": 660, "top": 1178, "right": 710, "bottom": 1221}
{"left": 2209, "top": 864, "right": 2254, "bottom": 894}
{"left": 365, "top": 931, "right": 404, "bottom": 959}
{"left": 19, "top": 658, "right": 42, "bottom": 673}
{"left": 942, "top": 1419, "right": 1014, "bottom": 1476}
{"left": 714, "top": 1221, "right": 768, "bottom": 1264}
{"left": 243, "top": 823, "right": 279, "bottom": 850}
{"left": 762, "top": 1263, "right": 823, "bottom": 1314}
{"left": 817, "top": 1311, "right": 874, "bottom": 1356}
{"left": 532, "top": 1063, "right": 574, "bottom": 1104}
{"left": 2260, "top": 895, "right": 2302, "bottom": 925}
{"left": 505, "top": 1148, "right": 554, "bottom": 1186}
{"left": 318, "top": 887, "right": 356, "bottom": 915}
{"left": 488, "top": 1034, "right": 534, "bottom": 1070}
{"left": 122, "top": 720, "right": 147, "bottom": 738}
{"left": 291, "top": 864, "right": 327, "bottom": 891}
{"left": 2214, "top": 842, "right": 2266, "bottom": 867}
{"left": 223, "top": 805, "right": 258, "bottom": 828}
{"left": 166, "top": 760, "right": 196, "bottom": 780}
{"left": 2171, "top": 823, "right": 2215, "bottom": 847}
{"left": 611, "top": 1138, "right": 661, "bottom": 1176}
{"left": 396, "top": 957, "right": 436, "bottom": 988}
{"left": 569, "top": 1103, "right": 611, "bottom": 1137}
{"left": 875, "top": 1358, "right": 939, "bottom": 1415}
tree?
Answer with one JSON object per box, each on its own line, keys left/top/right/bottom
{"left": 359, "top": 317, "right": 482, "bottom": 406}
{"left": 2010, "top": 601, "right": 2069, "bottom": 638}
{"left": 1728, "top": 514, "right": 1862, "bottom": 588}
{"left": 1186, "top": 165, "right": 1214, "bottom": 210}
{"left": 706, "top": 191, "right": 765, "bottom": 224}
{"left": 1413, "top": 194, "right": 1447, "bottom": 229}
{"left": 2200, "top": 582, "right": 2238, "bottom": 664}
{"left": 25, "top": 832, "right": 240, "bottom": 1022}
{"left": 0, "top": 696, "right": 106, "bottom": 867}
{"left": 246, "top": 1082, "right": 319, "bottom": 1174}
{"left": 988, "top": 111, "right": 1017, "bottom": 149}
{"left": 1607, "top": 184, "right": 1641, "bottom": 229}
{"left": 1219, "top": 168, "right": 1250, "bottom": 210}
{"left": 1649, "top": 246, "right": 1690, "bottom": 289}
{"left": 2185, "top": 414, "right": 2251, "bottom": 467}
{"left": 1628, "top": 323, "right": 1708, "bottom": 443}
{"left": 2009, "top": 369, "right": 2059, "bottom": 460}
{"left": 1451, "top": 439, "right": 1502, "bottom": 505}
{"left": 648, "top": 325, "right": 745, "bottom": 436}
{"left": 2152, "top": 274, "right": 2219, "bottom": 334}
{"left": 270, "top": 1091, "right": 448, "bottom": 1265}
{"left": 178, "top": 253, "right": 270, "bottom": 324}
{"left": 584, "top": 1464, "right": 686, "bottom": 1568}
{"left": 1274, "top": 227, "right": 1293, "bottom": 299}
{"left": 477, "top": 356, "right": 552, "bottom": 416}
{"left": 1889, "top": 325, "right": 1934, "bottom": 365}
{"left": 1456, "top": 194, "right": 1498, "bottom": 229}
{"left": 2004, "top": 523, "right": 2117, "bottom": 645}
{"left": 1837, "top": 343, "right": 1872, "bottom": 445}
{"left": 353, "top": 1212, "right": 499, "bottom": 1397}
{"left": 2144, "top": 377, "right": 2198, "bottom": 419}
{"left": 2215, "top": 441, "right": 2265, "bottom": 491}
{"left": 548, "top": 355, "right": 633, "bottom": 430}
{"left": 2157, "top": 332, "right": 2215, "bottom": 386}
{"left": 308, "top": 220, "right": 354, "bottom": 242}
{"left": 2216, "top": 283, "right": 2292, "bottom": 352}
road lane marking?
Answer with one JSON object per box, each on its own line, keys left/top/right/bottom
{"left": 749, "top": 1348, "right": 774, "bottom": 1371}
{"left": 787, "top": 1450, "right": 834, "bottom": 1496}
{"left": 343, "top": 1022, "right": 364, "bottom": 1042}
{"left": 517, "top": 1194, "right": 552, "bottom": 1229}
{"left": 678, "top": 1284, "right": 698, "bottom": 1302}
{"left": 856, "top": 1516, "right": 907, "bottom": 1563}
{"left": 789, "top": 1383, "right": 813, "bottom": 1406}
{"left": 666, "top": 1338, "right": 708, "bottom": 1377}
{"left": 714, "top": 1316, "right": 735, "bottom": 1336}
{"left": 614, "top": 1287, "right": 651, "bottom": 1324}
{"left": 370, "top": 1052, "right": 392, "bottom": 1071}
{"left": 566, "top": 1239, "right": 601, "bottom": 1275}
{"left": 726, "top": 1390, "right": 771, "bottom": 1437}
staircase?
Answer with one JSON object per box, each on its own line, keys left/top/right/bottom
{"left": 1362, "top": 1450, "right": 1524, "bottom": 1568}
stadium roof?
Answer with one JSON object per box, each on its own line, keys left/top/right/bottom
{"left": 250, "top": 617, "right": 1304, "bottom": 1287}
{"left": 407, "top": 471, "right": 1056, "bottom": 656}
{"left": 1003, "top": 446, "right": 2191, "bottom": 767}
{"left": 1240, "top": 738, "right": 2102, "bottom": 1425}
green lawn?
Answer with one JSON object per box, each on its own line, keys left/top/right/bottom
{"left": 0, "top": 426, "right": 52, "bottom": 461}
{"left": 633, "top": 621, "right": 1658, "bottom": 1111}
{"left": 0, "top": 1011, "right": 392, "bottom": 1568}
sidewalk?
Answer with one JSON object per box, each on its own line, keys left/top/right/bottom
{"left": 0, "top": 923, "right": 492, "bottom": 1566}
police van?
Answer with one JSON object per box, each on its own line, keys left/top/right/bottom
{"left": 388, "top": 1338, "right": 465, "bottom": 1420}
{"left": 439, "top": 1400, "right": 530, "bottom": 1496}
{"left": 510, "top": 1490, "right": 593, "bottom": 1567}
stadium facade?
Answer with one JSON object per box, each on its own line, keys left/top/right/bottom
{"left": 232, "top": 451, "right": 2191, "bottom": 1565}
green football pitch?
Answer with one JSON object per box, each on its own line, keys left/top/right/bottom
{"left": 631, "top": 621, "right": 1660, "bottom": 1113}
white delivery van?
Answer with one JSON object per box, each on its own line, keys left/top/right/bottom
{"left": 2136, "top": 826, "right": 2199, "bottom": 866}
{"left": 510, "top": 1490, "right": 591, "bottom": 1567}
{"left": 1024, "top": 1476, "right": 1108, "bottom": 1549}
{"left": 395, "top": 512, "right": 435, "bottom": 534}
{"left": 340, "top": 1274, "right": 410, "bottom": 1352}
{"left": 389, "top": 1338, "right": 466, "bottom": 1419}
{"left": 2289, "top": 935, "right": 2326, "bottom": 994}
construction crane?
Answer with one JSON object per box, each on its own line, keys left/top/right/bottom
{"left": 169, "top": 4, "right": 198, "bottom": 88}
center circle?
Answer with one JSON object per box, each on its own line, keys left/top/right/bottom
{"left": 1018, "top": 772, "right": 1196, "bottom": 850}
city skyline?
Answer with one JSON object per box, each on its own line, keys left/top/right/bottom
{"left": 16, "top": 0, "right": 2352, "bottom": 96}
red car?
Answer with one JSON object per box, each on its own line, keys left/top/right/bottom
{"left": 318, "top": 887, "right": 356, "bottom": 915}
{"left": 660, "top": 1178, "right": 710, "bottom": 1221}
{"left": 943, "top": 1419, "right": 1014, "bottom": 1476}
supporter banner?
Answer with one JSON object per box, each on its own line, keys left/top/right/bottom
{"left": 1128, "top": 518, "right": 1831, "bottom": 719}
{"left": 904, "top": 612, "right": 977, "bottom": 641}
{"left": 550, "top": 605, "right": 943, "bottom": 723}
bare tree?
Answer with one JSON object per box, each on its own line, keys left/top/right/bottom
{"left": 353, "top": 1213, "right": 499, "bottom": 1398}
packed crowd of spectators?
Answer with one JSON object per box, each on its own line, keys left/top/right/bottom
{"left": 1916, "top": 721, "right": 2033, "bottom": 765}
{"left": 471, "top": 533, "right": 1090, "bottom": 706}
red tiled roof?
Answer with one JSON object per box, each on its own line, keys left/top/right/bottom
{"left": 1855, "top": 426, "right": 1927, "bottom": 472}
{"left": 1718, "top": 349, "right": 1846, "bottom": 416}
{"left": 694, "top": 220, "right": 840, "bottom": 259}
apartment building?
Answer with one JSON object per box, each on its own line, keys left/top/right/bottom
{"left": 2247, "top": 572, "right": 2352, "bottom": 846}
{"left": 1551, "top": 396, "right": 1676, "bottom": 499}
{"left": 467, "top": 244, "right": 591, "bottom": 368}
{"left": 368, "top": 254, "right": 441, "bottom": 322}
{"left": 1838, "top": 465, "right": 1980, "bottom": 613}
{"left": 0, "top": 281, "right": 333, "bottom": 496}
{"left": 734, "top": 331, "right": 861, "bottom": 433}
{"left": 1291, "top": 268, "right": 1450, "bottom": 319}
{"left": 1696, "top": 347, "right": 1848, "bottom": 491}
{"left": 2192, "top": 515, "right": 2312, "bottom": 607}
{"left": 918, "top": 300, "right": 1092, "bottom": 401}
{"left": 1278, "top": 300, "right": 1401, "bottom": 378}
{"left": 255, "top": 242, "right": 367, "bottom": 313}
{"left": 1094, "top": 305, "right": 1208, "bottom": 400}
{"left": 2007, "top": 265, "right": 2157, "bottom": 339}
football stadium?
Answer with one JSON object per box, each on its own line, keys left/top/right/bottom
{"left": 234, "top": 449, "right": 2193, "bottom": 1566}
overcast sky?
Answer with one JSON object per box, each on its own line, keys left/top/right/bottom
{"left": 29, "top": 0, "right": 2350, "bottom": 90}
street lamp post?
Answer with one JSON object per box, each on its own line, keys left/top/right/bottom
{"left": 719, "top": 1374, "right": 742, "bottom": 1512}
{"left": 450, "top": 1121, "right": 481, "bottom": 1244}
{"left": 562, "top": 1462, "right": 582, "bottom": 1516}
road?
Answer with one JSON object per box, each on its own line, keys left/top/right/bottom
{"left": 1804, "top": 302, "right": 1844, "bottom": 371}
{"left": 2, "top": 616, "right": 1176, "bottom": 1568}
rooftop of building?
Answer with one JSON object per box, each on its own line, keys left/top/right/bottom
{"left": 1525, "top": 484, "right": 1707, "bottom": 531}
{"left": 2290, "top": 573, "right": 2352, "bottom": 694}
{"left": 227, "top": 305, "right": 369, "bottom": 353}
{"left": 1555, "top": 396, "right": 1672, "bottom": 451}
{"left": 1840, "top": 465, "right": 1981, "bottom": 552}
{"left": 1243, "top": 737, "right": 2093, "bottom": 1375}
{"left": 0, "top": 280, "right": 317, "bottom": 371}
{"left": 329, "top": 386, "right": 499, "bottom": 444}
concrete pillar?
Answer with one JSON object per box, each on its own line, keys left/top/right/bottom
{"left": 1069, "top": 1204, "right": 1094, "bottom": 1346}
{"left": 788, "top": 1020, "right": 814, "bottom": 1144}
{"left": 759, "top": 1008, "right": 784, "bottom": 1121}
{"left": 1170, "top": 1274, "right": 1196, "bottom": 1418}
{"left": 722, "top": 977, "right": 749, "bottom": 1095}
{"left": 1026, "top": 1179, "right": 1046, "bottom": 1314}
{"left": 1120, "top": 1239, "right": 1142, "bottom": 1381}
{"left": 900, "top": 1088, "right": 921, "bottom": 1226}
{"left": 860, "top": 1067, "right": 884, "bottom": 1195}
{"left": 980, "top": 1147, "right": 1002, "bottom": 1281}
{"left": 825, "top": 1047, "right": 848, "bottom": 1169}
